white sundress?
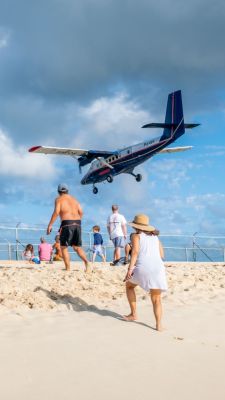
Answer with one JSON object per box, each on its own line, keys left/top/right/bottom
{"left": 129, "top": 232, "right": 167, "bottom": 292}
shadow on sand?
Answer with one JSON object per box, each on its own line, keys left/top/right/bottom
{"left": 34, "top": 287, "right": 155, "bottom": 330}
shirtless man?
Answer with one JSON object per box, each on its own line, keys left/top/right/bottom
{"left": 47, "top": 183, "right": 89, "bottom": 272}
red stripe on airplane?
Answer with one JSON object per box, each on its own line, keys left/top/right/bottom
{"left": 99, "top": 168, "right": 110, "bottom": 176}
{"left": 29, "top": 146, "right": 41, "bottom": 152}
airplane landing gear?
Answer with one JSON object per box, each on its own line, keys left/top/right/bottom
{"left": 93, "top": 186, "right": 98, "bottom": 194}
{"left": 135, "top": 173, "right": 142, "bottom": 182}
{"left": 106, "top": 175, "right": 113, "bottom": 183}
{"left": 130, "top": 171, "right": 142, "bottom": 182}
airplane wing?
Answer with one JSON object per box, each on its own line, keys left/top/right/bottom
{"left": 28, "top": 146, "right": 115, "bottom": 167}
{"left": 159, "top": 146, "right": 193, "bottom": 154}
{"left": 29, "top": 146, "right": 88, "bottom": 156}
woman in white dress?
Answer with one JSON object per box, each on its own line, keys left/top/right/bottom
{"left": 124, "top": 214, "right": 167, "bottom": 331}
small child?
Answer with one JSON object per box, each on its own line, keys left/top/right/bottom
{"left": 23, "top": 244, "right": 40, "bottom": 264}
{"left": 23, "top": 244, "right": 35, "bottom": 261}
{"left": 92, "top": 225, "right": 106, "bottom": 264}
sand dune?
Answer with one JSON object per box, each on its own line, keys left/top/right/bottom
{"left": 0, "top": 261, "right": 224, "bottom": 400}
{"left": 0, "top": 261, "right": 224, "bottom": 311}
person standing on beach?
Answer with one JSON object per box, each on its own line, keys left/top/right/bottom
{"left": 107, "top": 205, "right": 127, "bottom": 262}
{"left": 92, "top": 225, "right": 106, "bottom": 264}
{"left": 47, "top": 184, "right": 89, "bottom": 272}
{"left": 124, "top": 214, "right": 167, "bottom": 331}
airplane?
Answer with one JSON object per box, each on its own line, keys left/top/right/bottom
{"left": 29, "top": 90, "right": 200, "bottom": 194}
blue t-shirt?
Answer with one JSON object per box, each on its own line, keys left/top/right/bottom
{"left": 93, "top": 232, "right": 103, "bottom": 245}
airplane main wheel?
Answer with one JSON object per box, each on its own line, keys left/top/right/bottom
{"left": 135, "top": 174, "right": 142, "bottom": 182}
{"left": 93, "top": 187, "right": 98, "bottom": 194}
{"left": 107, "top": 175, "right": 113, "bottom": 183}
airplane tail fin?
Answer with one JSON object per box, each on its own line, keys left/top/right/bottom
{"left": 141, "top": 90, "right": 201, "bottom": 141}
{"left": 160, "top": 90, "right": 184, "bottom": 141}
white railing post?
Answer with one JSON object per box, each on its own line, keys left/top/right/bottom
{"left": 8, "top": 242, "right": 12, "bottom": 260}
{"left": 88, "top": 231, "right": 92, "bottom": 261}
{"left": 185, "top": 247, "right": 188, "bottom": 262}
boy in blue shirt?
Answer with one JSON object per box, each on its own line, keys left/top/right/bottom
{"left": 92, "top": 225, "right": 106, "bottom": 264}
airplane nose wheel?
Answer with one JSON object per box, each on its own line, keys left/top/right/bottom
{"left": 106, "top": 175, "right": 113, "bottom": 183}
{"left": 135, "top": 174, "right": 142, "bottom": 182}
{"left": 93, "top": 186, "right": 98, "bottom": 194}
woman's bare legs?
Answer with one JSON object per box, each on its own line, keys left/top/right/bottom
{"left": 124, "top": 281, "right": 137, "bottom": 321}
{"left": 150, "top": 289, "right": 163, "bottom": 331}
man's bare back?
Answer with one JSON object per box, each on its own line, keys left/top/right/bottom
{"left": 56, "top": 194, "right": 83, "bottom": 221}
{"left": 47, "top": 194, "right": 83, "bottom": 235}
{"left": 46, "top": 184, "right": 89, "bottom": 272}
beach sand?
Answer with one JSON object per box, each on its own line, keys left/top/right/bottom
{"left": 0, "top": 261, "right": 225, "bottom": 400}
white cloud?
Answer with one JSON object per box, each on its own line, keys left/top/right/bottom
{"left": 67, "top": 92, "right": 157, "bottom": 149}
{"left": 150, "top": 158, "right": 195, "bottom": 188}
{"left": 0, "top": 28, "right": 10, "bottom": 49}
{"left": 203, "top": 145, "right": 225, "bottom": 157}
{"left": 0, "top": 129, "right": 56, "bottom": 179}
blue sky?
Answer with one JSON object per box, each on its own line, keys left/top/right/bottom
{"left": 0, "top": 0, "right": 225, "bottom": 236}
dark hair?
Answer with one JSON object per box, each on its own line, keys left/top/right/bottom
{"left": 112, "top": 204, "right": 119, "bottom": 211}
{"left": 25, "top": 244, "right": 34, "bottom": 252}
{"left": 93, "top": 225, "right": 100, "bottom": 232}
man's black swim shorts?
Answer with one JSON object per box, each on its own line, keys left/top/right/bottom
{"left": 60, "top": 220, "right": 82, "bottom": 247}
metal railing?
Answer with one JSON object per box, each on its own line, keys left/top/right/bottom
{"left": 0, "top": 225, "right": 224, "bottom": 262}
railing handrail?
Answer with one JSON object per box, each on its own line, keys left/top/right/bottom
{"left": 0, "top": 225, "right": 225, "bottom": 238}
{"left": 0, "top": 242, "right": 224, "bottom": 250}
{"left": 0, "top": 225, "right": 225, "bottom": 262}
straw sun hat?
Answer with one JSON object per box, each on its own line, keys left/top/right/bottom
{"left": 129, "top": 214, "right": 155, "bottom": 232}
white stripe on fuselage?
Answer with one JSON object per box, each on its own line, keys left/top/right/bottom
{"left": 89, "top": 136, "right": 161, "bottom": 173}
{"left": 88, "top": 118, "right": 184, "bottom": 176}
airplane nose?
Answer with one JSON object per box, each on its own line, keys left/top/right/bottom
{"left": 81, "top": 175, "right": 88, "bottom": 185}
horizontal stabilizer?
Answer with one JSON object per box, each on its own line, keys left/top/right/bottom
{"left": 142, "top": 123, "right": 200, "bottom": 129}
{"left": 159, "top": 146, "right": 193, "bottom": 154}
{"left": 184, "top": 123, "right": 200, "bottom": 129}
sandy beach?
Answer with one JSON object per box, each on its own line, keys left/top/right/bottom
{"left": 0, "top": 261, "right": 225, "bottom": 400}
